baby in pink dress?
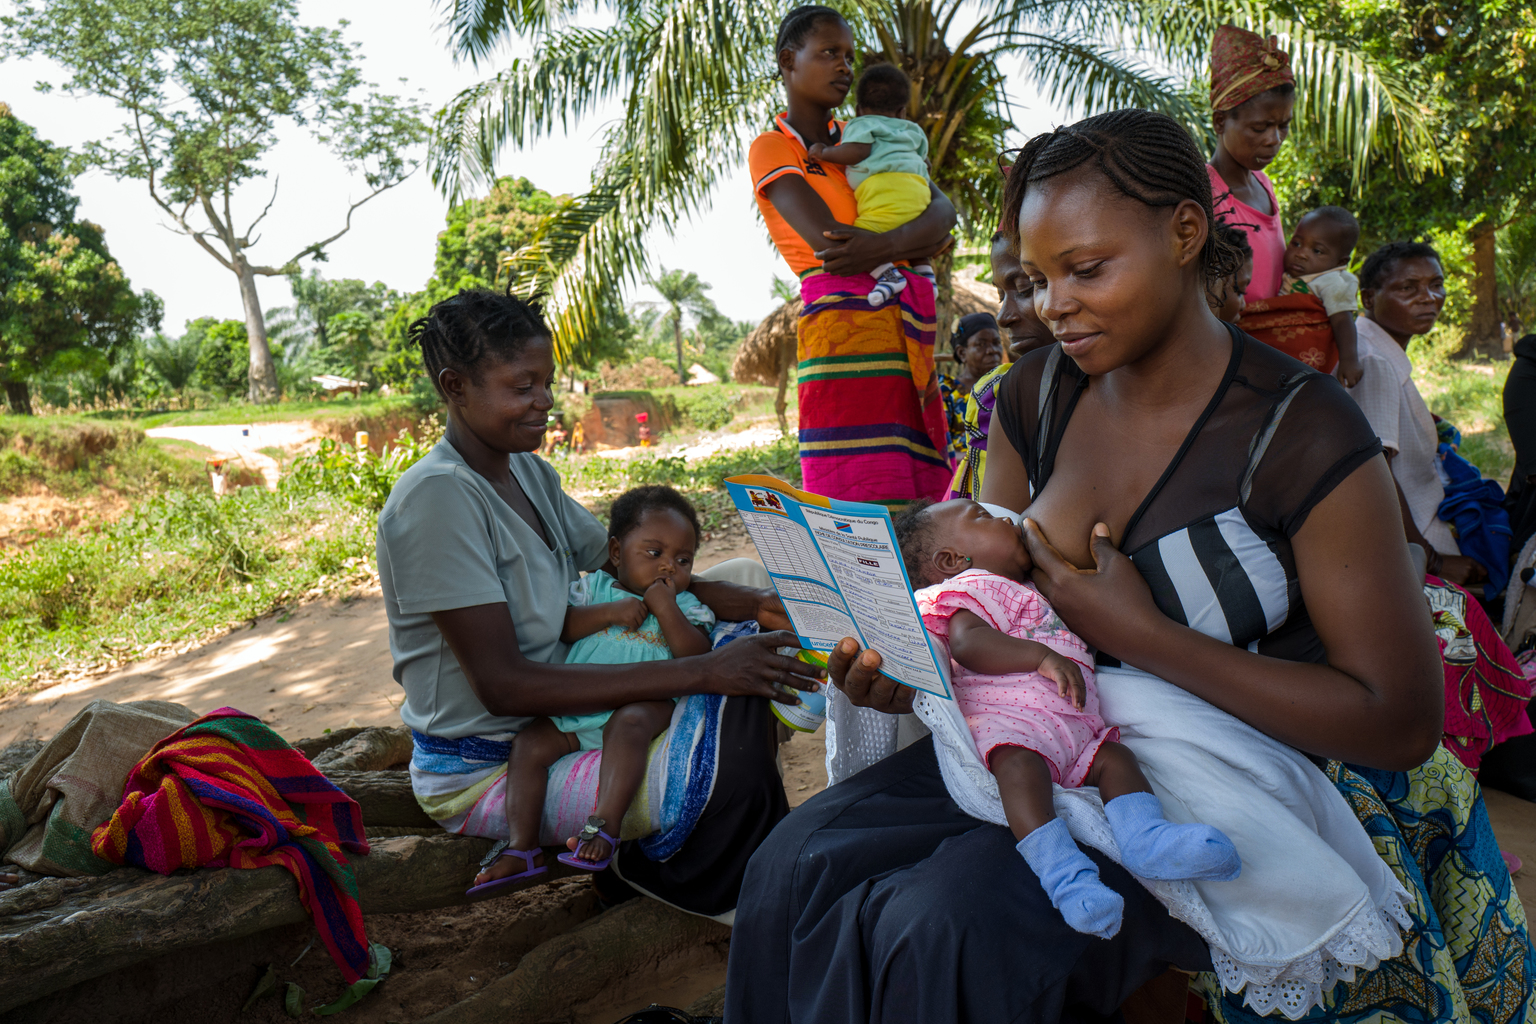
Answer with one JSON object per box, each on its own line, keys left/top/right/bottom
{"left": 895, "top": 499, "right": 1240, "bottom": 939}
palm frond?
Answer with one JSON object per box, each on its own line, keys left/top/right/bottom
{"left": 429, "top": 21, "right": 654, "bottom": 203}
{"left": 495, "top": 81, "right": 772, "bottom": 360}
{"left": 433, "top": 0, "right": 592, "bottom": 68}
{"left": 1013, "top": 36, "right": 1211, "bottom": 146}
{"left": 1029, "top": 0, "right": 1439, "bottom": 186}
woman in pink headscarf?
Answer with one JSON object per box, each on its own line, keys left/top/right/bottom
{"left": 1206, "top": 25, "right": 1295, "bottom": 302}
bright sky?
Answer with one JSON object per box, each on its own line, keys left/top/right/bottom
{"left": 0, "top": 1, "right": 1068, "bottom": 336}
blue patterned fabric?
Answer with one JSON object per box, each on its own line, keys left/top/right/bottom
{"left": 1198, "top": 745, "right": 1535, "bottom": 1023}
{"left": 408, "top": 730, "right": 513, "bottom": 774}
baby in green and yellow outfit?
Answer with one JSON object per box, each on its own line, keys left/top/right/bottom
{"left": 809, "top": 63, "right": 935, "bottom": 306}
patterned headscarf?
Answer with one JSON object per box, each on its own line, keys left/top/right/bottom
{"left": 1209, "top": 25, "right": 1294, "bottom": 112}
{"left": 951, "top": 312, "right": 999, "bottom": 359}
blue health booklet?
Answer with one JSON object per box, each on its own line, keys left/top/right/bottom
{"left": 725, "top": 475, "right": 952, "bottom": 700}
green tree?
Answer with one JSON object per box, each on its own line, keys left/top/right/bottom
{"left": 187, "top": 317, "right": 258, "bottom": 399}
{"left": 0, "top": 106, "right": 158, "bottom": 414}
{"left": 1498, "top": 215, "right": 1536, "bottom": 342}
{"left": 1263, "top": 0, "right": 1536, "bottom": 354}
{"left": 643, "top": 267, "right": 717, "bottom": 382}
{"left": 430, "top": 0, "right": 1435, "bottom": 356}
{"left": 269, "top": 270, "right": 400, "bottom": 357}
{"left": 143, "top": 331, "right": 203, "bottom": 403}
{"left": 324, "top": 309, "right": 385, "bottom": 383}
{"left": 379, "top": 176, "right": 574, "bottom": 383}
{"left": 3, "top": 0, "right": 431, "bottom": 403}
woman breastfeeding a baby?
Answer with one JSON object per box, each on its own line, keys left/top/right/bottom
{"left": 727, "top": 108, "right": 1533, "bottom": 1024}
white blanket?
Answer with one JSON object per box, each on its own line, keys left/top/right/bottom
{"left": 901, "top": 663, "right": 1412, "bottom": 1020}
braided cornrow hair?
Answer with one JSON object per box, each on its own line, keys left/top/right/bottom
{"left": 1000, "top": 110, "right": 1243, "bottom": 285}
{"left": 774, "top": 5, "right": 845, "bottom": 77}
{"left": 410, "top": 289, "right": 551, "bottom": 398}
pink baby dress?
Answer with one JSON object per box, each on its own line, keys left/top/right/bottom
{"left": 916, "top": 568, "right": 1116, "bottom": 787}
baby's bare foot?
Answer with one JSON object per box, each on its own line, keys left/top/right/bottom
{"left": 565, "top": 833, "right": 614, "bottom": 862}
{"left": 473, "top": 848, "right": 543, "bottom": 887}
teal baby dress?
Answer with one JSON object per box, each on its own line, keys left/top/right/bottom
{"left": 553, "top": 571, "right": 716, "bottom": 749}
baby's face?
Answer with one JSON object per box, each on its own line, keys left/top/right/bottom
{"left": 1284, "top": 214, "right": 1351, "bottom": 278}
{"left": 929, "top": 500, "right": 1032, "bottom": 582}
{"left": 612, "top": 509, "right": 697, "bottom": 594}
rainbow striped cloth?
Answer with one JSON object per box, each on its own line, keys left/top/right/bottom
{"left": 795, "top": 269, "right": 951, "bottom": 507}
{"left": 89, "top": 708, "right": 372, "bottom": 983}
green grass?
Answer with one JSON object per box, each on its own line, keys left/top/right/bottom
{"left": 0, "top": 425, "right": 799, "bottom": 692}
{"left": 1408, "top": 337, "right": 1515, "bottom": 482}
{"left": 0, "top": 487, "right": 376, "bottom": 686}
{"left": 131, "top": 394, "right": 422, "bottom": 429}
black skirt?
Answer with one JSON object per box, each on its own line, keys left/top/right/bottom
{"left": 612, "top": 694, "right": 788, "bottom": 919}
{"left": 724, "top": 735, "right": 1212, "bottom": 1023}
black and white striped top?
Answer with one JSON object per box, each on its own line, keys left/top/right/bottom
{"left": 997, "top": 326, "right": 1382, "bottom": 664}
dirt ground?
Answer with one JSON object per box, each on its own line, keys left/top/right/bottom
{"left": 0, "top": 489, "right": 130, "bottom": 552}
{"left": 145, "top": 422, "right": 325, "bottom": 489}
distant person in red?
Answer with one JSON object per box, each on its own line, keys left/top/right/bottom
{"left": 1206, "top": 26, "right": 1293, "bottom": 303}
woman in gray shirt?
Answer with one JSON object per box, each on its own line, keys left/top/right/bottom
{"left": 377, "top": 290, "right": 822, "bottom": 917}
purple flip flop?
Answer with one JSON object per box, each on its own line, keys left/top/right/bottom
{"left": 558, "top": 816, "right": 617, "bottom": 872}
{"left": 465, "top": 847, "right": 547, "bottom": 900}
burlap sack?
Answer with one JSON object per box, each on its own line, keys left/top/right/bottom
{"left": 0, "top": 699, "right": 198, "bottom": 875}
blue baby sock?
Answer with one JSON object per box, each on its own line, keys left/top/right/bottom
{"left": 1103, "top": 791, "right": 1241, "bottom": 881}
{"left": 1016, "top": 818, "right": 1124, "bottom": 939}
{"left": 867, "top": 265, "right": 909, "bottom": 306}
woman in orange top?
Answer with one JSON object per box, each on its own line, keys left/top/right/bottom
{"left": 748, "top": 5, "right": 956, "bottom": 506}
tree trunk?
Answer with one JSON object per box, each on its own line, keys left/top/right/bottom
{"left": 4, "top": 380, "right": 33, "bottom": 416}
{"left": 1465, "top": 219, "right": 1502, "bottom": 357}
{"left": 235, "top": 257, "right": 281, "bottom": 403}
{"left": 309, "top": 726, "right": 413, "bottom": 773}
{"left": 933, "top": 248, "right": 955, "bottom": 359}
{"left": 674, "top": 319, "right": 686, "bottom": 384}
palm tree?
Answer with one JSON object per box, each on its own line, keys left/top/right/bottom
{"left": 430, "top": 0, "right": 1436, "bottom": 358}
{"left": 142, "top": 331, "right": 202, "bottom": 407}
{"left": 643, "top": 267, "right": 718, "bottom": 382}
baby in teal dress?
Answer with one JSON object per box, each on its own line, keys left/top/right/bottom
{"left": 486, "top": 485, "right": 716, "bottom": 884}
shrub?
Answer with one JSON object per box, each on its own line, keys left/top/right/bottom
{"left": 597, "top": 357, "right": 679, "bottom": 390}
{"left": 670, "top": 389, "right": 743, "bottom": 432}
{"left": 283, "top": 416, "right": 443, "bottom": 511}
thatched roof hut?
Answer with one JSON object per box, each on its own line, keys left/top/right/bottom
{"left": 733, "top": 298, "right": 801, "bottom": 388}
{"left": 732, "top": 269, "right": 1003, "bottom": 432}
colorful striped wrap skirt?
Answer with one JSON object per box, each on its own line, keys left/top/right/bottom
{"left": 797, "top": 270, "right": 951, "bottom": 506}
{"left": 408, "top": 691, "right": 726, "bottom": 863}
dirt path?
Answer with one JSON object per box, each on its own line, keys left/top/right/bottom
{"left": 0, "top": 539, "right": 771, "bottom": 750}
{"left": 144, "top": 421, "right": 324, "bottom": 489}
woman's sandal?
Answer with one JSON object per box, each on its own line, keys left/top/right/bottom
{"left": 465, "top": 846, "right": 548, "bottom": 900}
{"left": 557, "top": 816, "right": 618, "bottom": 872}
